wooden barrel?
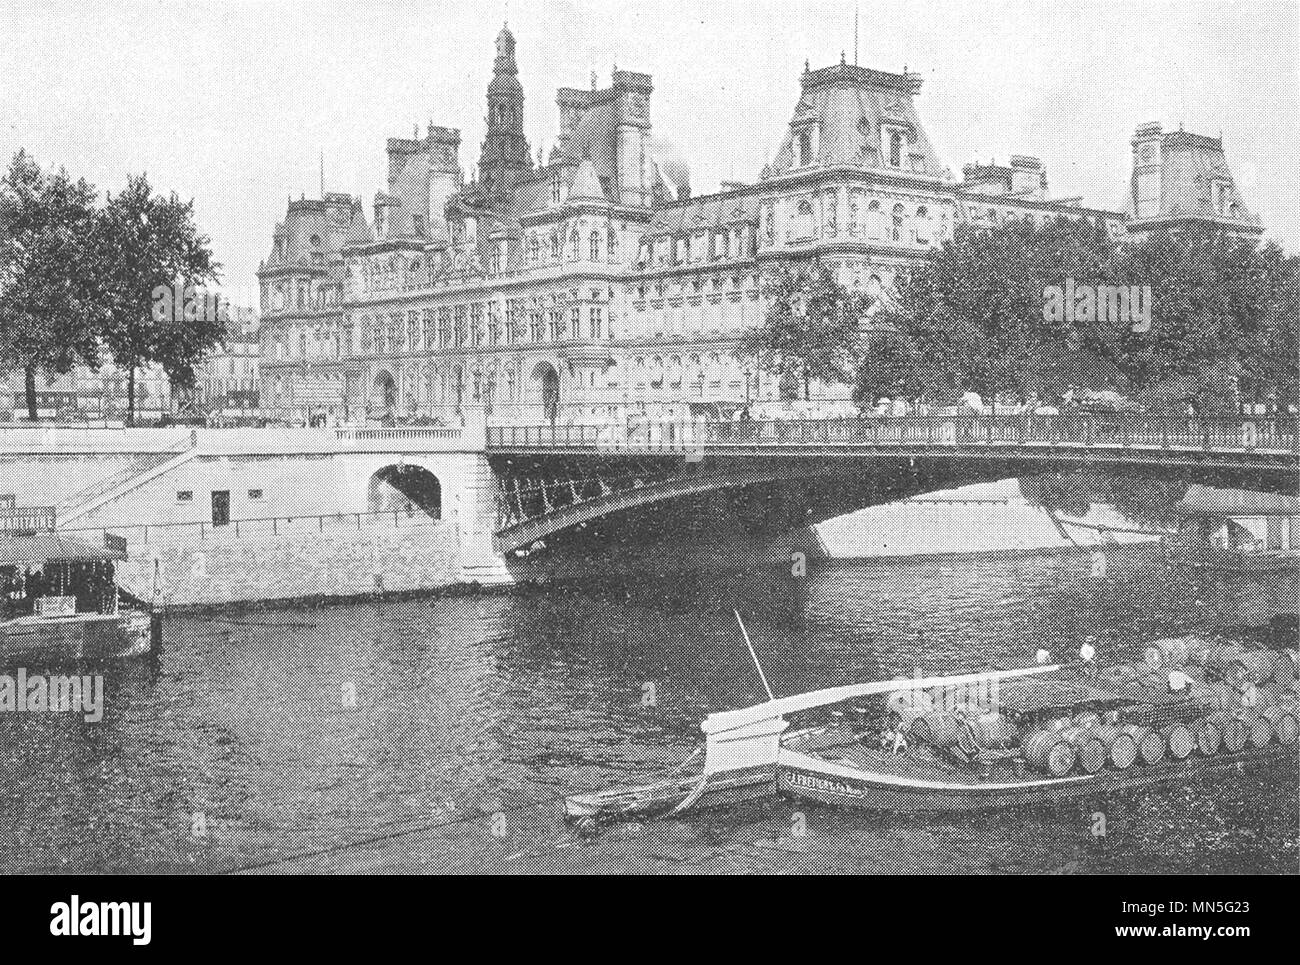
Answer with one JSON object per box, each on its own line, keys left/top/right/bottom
{"left": 1205, "top": 644, "right": 1248, "bottom": 684}
{"left": 1089, "top": 724, "right": 1140, "bottom": 770}
{"left": 1257, "top": 681, "right": 1290, "bottom": 706}
{"left": 1191, "top": 717, "right": 1222, "bottom": 756}
{"left": 1073, "top": 709, "right": 1103, "bottom": 729}
{"left": 1270, "top": 650, "right": 1298, "bottom": 683}
{"left": 1239, "top": 710, "right": 1274, "bottom": 749}
{"left": 910, "top": 712, "right": 965, "bottom": 748}
{"left": 1160, "top": 722, "right": 1195, "bottom": 760}
{"left": 1022, "top": 730, "right": 1078, "bottom": 777}
{"left": 1208, "top": 711, "right": 1248, "bottom": 753}
{"left": 969, "top": 712, "right": 1019, "bottom": 749}
{"left": 1119, "top": 724, "right": 1165, "bottom": 765}
{"left": 1058, "top": 726, "right": 1107, "bottom": 774}
{"left": 1261, "top": 707, "right": 1299, "bottom": 744}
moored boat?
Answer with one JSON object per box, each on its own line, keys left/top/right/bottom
{"left": 564, "top": 618, "right": 1300, "bottom": 823}
{"left": 1, "top": 506, "right": 151, "bottom": 661}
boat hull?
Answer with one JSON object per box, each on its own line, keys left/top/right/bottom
{"left": 778, "top": 745, "right": 1297, "bottom": 813}
{"left": 0, "top": 612, "right": 150, "bottom": 662}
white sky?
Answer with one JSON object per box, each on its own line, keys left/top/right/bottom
{"left": 2, "top": 0, "right": 1296, "bottom": 295}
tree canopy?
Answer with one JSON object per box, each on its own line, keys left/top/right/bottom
{"left": 0, "top": 151, "right": 103, "bottom": 420}
{"left": 736, "top": 261, "right": 871, "bottom": 401}
{"left": 861, "top": 216, "right": 1299, "bottom": 411}
{"left": 94, "top": 173, "right": 222, "bottom": 423}
{"left": 0, "top": 153, "right": 222, "bottom": 423}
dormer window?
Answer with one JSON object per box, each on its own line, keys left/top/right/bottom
{"left": 1214, "top": 181, "right": 1233, "bottom": 216}
{"left": 798, "top": 131, "right": 813, "bottom": 167}
{"left": 889, "top": 131, "right": 903, "bottom": 168}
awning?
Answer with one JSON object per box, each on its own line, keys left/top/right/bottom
{"left": 1177, "top": 484, "right": 1300, "bottom": 518}
{"left": 0, "top": 532, "right": 126, "bottom": 565}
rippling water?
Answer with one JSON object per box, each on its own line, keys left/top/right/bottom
{"left": 2, "top": 544, "right": 1295, "bottom": 873}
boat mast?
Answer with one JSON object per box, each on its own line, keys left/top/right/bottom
{"left": 735, "top": 609, "right": 776, "bottom": 702}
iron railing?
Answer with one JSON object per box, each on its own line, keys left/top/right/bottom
{"left": 487, "top": 413, "right": 1300, "bottom": 455}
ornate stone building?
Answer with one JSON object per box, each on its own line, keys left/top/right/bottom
{"left": 256, "top": 28, "right": 1192, "bottom": 424}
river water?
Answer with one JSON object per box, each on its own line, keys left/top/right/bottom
{"left": 2, "top": 544, "right": 1296, "bottom": 874}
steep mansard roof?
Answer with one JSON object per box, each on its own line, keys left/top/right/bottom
{"left": 768, "top": 62, "right": 950, "bottom": 180}
{"left": 1127, "top": 128, "right": 1261, "bottom": 228}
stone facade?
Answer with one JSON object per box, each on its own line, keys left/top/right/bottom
{"left": 256, "top": 29, "right": 1257, "bottom": 424}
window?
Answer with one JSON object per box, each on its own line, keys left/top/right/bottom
{"left": 438, "top": 307, "right": 452, "bottom": 348}
{"left": 248, "top": 489, "right": 263, "bottom": 501}
{"left": 550, "top": 172, "right": 561, "bottom": 204}
{"left": 528, "top": 234, "right": 539, "bottom": 262}
{"left": 589, "top": 306, "right": 603, "bottom": 339}
{"left": 470, "top": 304, "right": 484, "bottom": 345}
{"left": 889, "top": 130, "right": 903, "bottom": 168}
{"left": 798, "top": 131, "right": 812, "bottom": 166}
{"left": 570, "top": 306, "right": 582, "bottom": 339}
{"left": 176, "top": 491, "right": 193, "bottom": 503}
{"left": 551, "top": 232, "right": 561, "bottom": 260}
{"left": 891, "top": 204, "right": 905, "bottom": 242}
{"left": 608, "top": 230, "right": 617, "bottom": 261}
{"left": 590, "top": 230, "right": 601, "bottom": 261}
{"left": 570, "top": 229, "right": 581, "bottom": 260}
{"left": 454, "top": 306, "right": 467, "bottom": 346}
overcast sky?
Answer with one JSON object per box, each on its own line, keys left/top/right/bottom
{"left": 2, "top": 0, "right": 1296, "bottom": 297}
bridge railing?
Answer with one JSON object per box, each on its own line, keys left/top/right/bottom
{"left": 487, "top": 413, "right": 1300, "bottom": 454}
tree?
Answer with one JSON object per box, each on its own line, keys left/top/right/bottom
{"left": 877, "top": 216, "right": 1122, "bottom": 404}
{"left": 736, "top": 261, "right": 869, "bottom": 401}
{"left": 1115, "top": 228, "right": 1299, "bottom": 412}
{"left": 93, "top": 174, "right": 221, "bottom": 425}
{"left": 0, "top": 151, "right": 103, "bottom": 420}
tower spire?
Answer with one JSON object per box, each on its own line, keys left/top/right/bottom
{"left": 479, "top": 22, "right": 533, "bottom": 193}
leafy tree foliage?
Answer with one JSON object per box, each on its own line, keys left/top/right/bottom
{"left": 94, "top": 174, "right": 221, "bottom": 424}
{"left": 0, "top": 154, "right": 222, "bottom": 425}
{"left": 0, "top": 152, "right": 102, "bottom": 419}
{"left": 869, "top": 216, "right": 1298, "bottom": 412}
{"left": 737, "top": 261, "right": 871, "bottom": 401}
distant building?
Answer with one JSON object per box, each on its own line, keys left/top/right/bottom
{"left": 1, "top": 362, "right": 172, "bottom": 424}
{"left": 254, "top": 29, "right": 1258, "bottom": 423}
{"left": 187, "top": 306, "right": 262, "bottom": 418}
{"left": 1125, "top": 122, "right": 1263, "bottom": 240}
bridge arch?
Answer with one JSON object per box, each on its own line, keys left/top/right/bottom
{"left": 368, "top": 463, "right": 442, "bottom": 519}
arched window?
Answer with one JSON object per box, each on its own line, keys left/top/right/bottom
{"left": 590, "top": 230, "right": 601, "bottom": 261}
{"left": 570, "top": 228, "right": 580, "bottom": 260}
{"left": 891, "top": 203, "right": 906, "bottom": 242}
{"left": 608, "top": 230, "right": 618, "bottom": 261}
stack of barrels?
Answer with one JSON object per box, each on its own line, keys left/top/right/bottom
{"left": 906, "top": 641, "right": 1297, "bottom": 778}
